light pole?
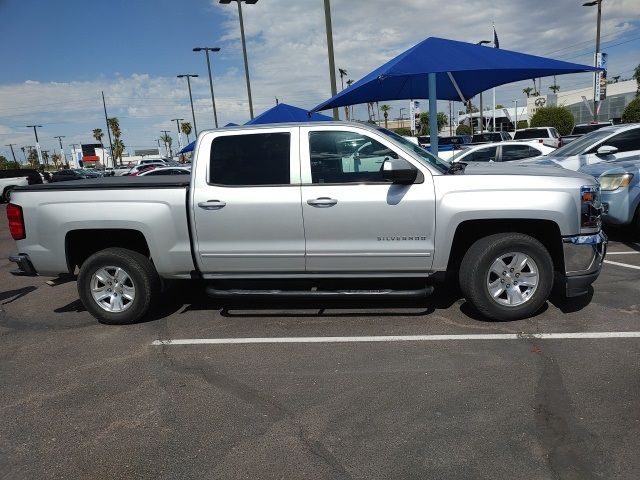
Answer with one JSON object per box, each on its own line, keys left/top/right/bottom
{"left": 322, "top": 0, "right": 339, "bottom": 120}
{"left": 219, "top": 0, "right": 257, "bottom": 119}
{"left": 476, "top": 41, "right": 491, "bottom": 133}
{"left": 583, "top": 0, "right": 602, "bottom": 123}
{"left": 172, "top": 118, "right": 185, "bottom": 151}
{"left": 399, "top": 107, "right": 406, "bottom": 129}
{"left": 5, "top": 143, "right": 17, "bottom": 163}
{"left": 177, "top": 74, "right": 199, "bottom": 136}
{"left": 193, "top": 47, "right": 221, "bottom": 128}
{"left": 53, "top": 136, "right": 66, "bottom": 166}
{"left": 512, "top": 100, "right": 519, "bottom": 131}
{"left": 26, "top": 125, "right": 44, "bottom": 165}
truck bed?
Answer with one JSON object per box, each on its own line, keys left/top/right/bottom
{"left": 13, "top": 175, "right": 191, "bottom": 191}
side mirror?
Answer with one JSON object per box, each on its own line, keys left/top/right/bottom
{"left": 597, "top": 145, "right": 618, "bottom": 156}
{"left": 382, "top": 158, "right": 417, "bottom": 184}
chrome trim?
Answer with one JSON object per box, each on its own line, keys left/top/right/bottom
{"left": 562, "top": 231, "right": 607, "bottom": 276}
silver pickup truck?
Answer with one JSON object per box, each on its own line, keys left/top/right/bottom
{"left": 7, "top": 122, "right": 606, "bottom": 324}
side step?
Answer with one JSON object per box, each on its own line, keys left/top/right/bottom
{"left": 206, "top": 286, "right": 434, "bottom": 299}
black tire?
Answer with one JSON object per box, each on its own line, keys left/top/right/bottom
{"left": 77, "top": 248, "right": 160, "bottom": 325}
{"left": 459, "top": 233, "right": 554, "bottom": 321}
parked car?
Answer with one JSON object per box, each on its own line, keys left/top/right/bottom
{"left": 8, "top": 121, "right": 605, "bottom": 325}
{"left": 442, "top": 141, "right": 555, "bottom": 162}
{"left": 0, "top": 169, "right": 42, "bottom": 202}
{"left": 561, "top": 122, "right": 614, "bottom": 145}
{"left": 579, "top": 158, "right": 640, "bottom": 233}
{"left": 520, "top": 123, "right": 640, "bottom": 171}
{"left": 139, "top": 167, "right": 191, "bottom": 176}
{"left": 50, "top": 169, "right": 100, "bottom": 182}
{"left": 418, "top": 135, "right": 470, "bottom": 152}
{"left": 513, "top": 127, "right": 561, "bottom": 148}
{"left": 470, "top": 131, "right": 512, "bottom": 144}
{"left": 125, "top": 163, "right": 166, "bottom": 176}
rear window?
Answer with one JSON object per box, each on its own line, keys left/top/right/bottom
{"left": 209, "top": 132, "right": 291, "bottom": 186}
{"left": 513, "top": 129, "right": 548, "bottom": 140}
{"left": 572, "top": 124, "right": 609, "bottom": 135}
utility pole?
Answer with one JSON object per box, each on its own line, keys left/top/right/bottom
{"left": 323, "top": 0, "right": 339, "bottom": 120}
{"left": 193, "top": 47, "right": 221, "bottom": 128}
{"left": 26, "top": 125, "right": 44, "bottom": 165}
{"left": 177, "top": 74, "right": 199, "bottom": 135}
{"left": 53, "top": 136, "right": 66, "bottom": 166}
{"left": 70, "top": 143, "right": 80, "bottom": 167}
{"left": 4, "top": 143, "right": 17, "bottom": 163}
{"left": 102, "top": 91, "right": 114, "bottom": 168}
{"left": 583, "top": 0, "right": 603, "bottom": 123}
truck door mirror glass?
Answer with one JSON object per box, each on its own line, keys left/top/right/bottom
{"left": 596, "top": 145, "right": 618, "bottom": 156}
{"left": 382, "top": 158, "right": 418, "bottom": 184}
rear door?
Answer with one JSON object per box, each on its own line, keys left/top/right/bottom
{"left": 191, "top": 127, "right": 306, "bottom": 274}
{"left": 299, "top": 126, "right": 435, "bottom": 273}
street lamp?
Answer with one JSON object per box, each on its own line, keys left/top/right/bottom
{"left": 26, "top": 125, "right": 44, "bottom": 165}
{"left": 4, "top": 144, "right": 17, "bottom": 163}
{"left": 171, "top": 118, "right": 185, "bottom": 151}
{"left": 476, "top": 41, "right": 492, "bottom": 133}
{"left": 583, "top": 0, "right": 602, "bottom": 123}
{"left": 322, "top": 0, "right": 339, "bottom": 120}
{"left": 193, "top": 47, "right": 221, "bottom": 128}
{"left": 219, "top": 0, "right": 257, "bottom": 119}
{"left": 512, "top": 100, "right": 519, "bottom": 132}
{"left": 177, "top": 74, "right": 199, "bottom": 136}
{"left": 399, "top": 107, "right": 406, "bottom": 129}
{"left": 53, "top": 135, "right": 66, "bottom": 166}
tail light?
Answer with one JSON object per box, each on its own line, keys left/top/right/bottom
{"left": 7, "top": 203, "right": 26, "bottom": 240}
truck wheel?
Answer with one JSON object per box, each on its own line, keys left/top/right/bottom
{"left": 459, "top": 233, "right": 553, "bottom": 321}
{"left": 77, "top": 248, "right": 160, "bottom": 325}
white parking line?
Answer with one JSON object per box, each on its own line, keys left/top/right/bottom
{"left": 152, "top": 331, "right": 640, "bottom": 346}
{"left": 606, "top": 251, "right": 640, "bottom": 255}
{"left": 604, "top": 260, "right": 640, "bottom": 270}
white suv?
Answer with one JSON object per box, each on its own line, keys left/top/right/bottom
{"left": 513, "top": 127, "right": 561, "bottom": 148}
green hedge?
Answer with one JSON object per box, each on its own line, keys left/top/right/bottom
{"left": 392, "top": 127, "right": 412, "bottom": 136}
{"left": 622, "top": 97, "right": 640, "bottom": 123}
{"left": 530, "top": 106, "right": 575, "bottom": 136}
{"left": 456, "top": 124, "right": 472, "bottom": 135}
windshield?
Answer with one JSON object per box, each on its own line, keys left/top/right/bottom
{"left": 550, "top": 130, "right": 612, "bottom": 157}
{"left": 378, "top": 127, "right": 450, "bottom": 173}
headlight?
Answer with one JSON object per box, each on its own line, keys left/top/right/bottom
{"left": 599, "top": 173, "right": 633, "bottom": 191}
{"left": 581, "top": 185, "right": 601, "bottom": 229}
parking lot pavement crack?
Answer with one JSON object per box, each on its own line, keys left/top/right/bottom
{"left": 533, "top": 353, "right": 602, "bottom": 480}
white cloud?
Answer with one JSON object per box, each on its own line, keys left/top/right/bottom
{"left": 2, "top": 0, "right": 639, "bottom": 157}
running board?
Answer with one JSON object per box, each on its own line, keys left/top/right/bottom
{"left": 205, "top": 286, "right": 434, "bottom": 299}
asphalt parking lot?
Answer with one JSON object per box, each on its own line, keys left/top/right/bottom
{"left": 1, "top": 204, "right": 639, "bottom": 479}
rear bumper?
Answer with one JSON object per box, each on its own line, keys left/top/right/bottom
{"left": 560, "top": 231, "right": 607, "bottom": 297}
{"left": 8, "top": 254, "right": 38, "bottom": 276}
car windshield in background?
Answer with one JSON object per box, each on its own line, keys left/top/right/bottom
{"left": 549, "top": 130, "right": 612, "bottom": 157}
{"left": 572, "top": 124, "right": 609, "bottom": 135}
{"left": 513, "top": 129, "right": 547, "bottom": 139}
{"left": 378, "top": 128, "right": 450, "bottom": 173}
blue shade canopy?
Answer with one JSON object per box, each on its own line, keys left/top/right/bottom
{"left": 178, "top": 141, "right": 195, "bottom": 154}
{"left": 311, "top": 37, "right": 601, "bottom": 111}
{"left": 245, "top": 103, "right": 332, "bottom": 125}
{"left": 224, "top": 122, "right": 239, "bottom": 127}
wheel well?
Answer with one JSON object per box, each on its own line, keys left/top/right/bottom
{"left": 447, "top": 219, "right": 564, "bottom": 272}
{"left": 65, "top": 229, "right": 150, "bottom": 272}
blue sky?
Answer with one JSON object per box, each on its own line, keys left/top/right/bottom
{"left": 1, "top": 0, "right": 639, "bottom": 159}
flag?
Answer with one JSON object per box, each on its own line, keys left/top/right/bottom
{"left": 493, "top": 26, "right": 500, "bottom": 49}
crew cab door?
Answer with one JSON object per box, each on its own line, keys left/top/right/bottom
{"left": 191, "top": 128, "right": 305, "bottom": 274}
{"left": 299, "top": 126, "right": 435, "bottom": 273}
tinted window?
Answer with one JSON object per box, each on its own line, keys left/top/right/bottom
{"left": 210, "top": 133, "right": 290, "bottom": 186}
{"left": 513, "top": 129, "right": 548, "bottom": 140}
{"left": 501, "top": 144, "right": 537, "bottom": 161}
{"left": 551, "top": 129, "right": 612, "bottom": 156}
{"left": 309, "top": 131, "right": 400, "bottom": 184}
{"left": 603, "top": 128, "right": 640, "bottom": 153}
{"left": 466, "top": 146, "right": 497, "bottom": 162}
{"left": 472, "top": 133, "right": 500, "bottom": 143}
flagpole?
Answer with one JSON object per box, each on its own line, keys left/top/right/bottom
{"left": 492, "top": 23, "right": 498, "bottom": 132}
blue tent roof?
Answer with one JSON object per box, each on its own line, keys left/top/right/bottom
{"left": 311, "top": 37, "right": 601, "bottom": 111}
{"left": 245, "top": 103, "right": 332, "bottom": 125}
{"left": 178, "top": 141, "right": 195, "bottom": 154}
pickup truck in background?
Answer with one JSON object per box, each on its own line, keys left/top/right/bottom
{"left": 7, "top": 122, "right": 606, "bottom": 325}
{"left": 561, "top": 121, "right": 614, "bottom": 145}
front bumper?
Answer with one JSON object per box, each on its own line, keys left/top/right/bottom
{"left": 560, "top": 231, "right": 607, "bottom": 297}
{"left": 8, "top": 254, "right": 38, "bottom": 276}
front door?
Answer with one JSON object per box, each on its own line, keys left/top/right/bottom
{"left": 299, "top": 126, "right": 436, "bottom": 273}
{"left": 191, "top": 128, "right": 305, "bottom": 274}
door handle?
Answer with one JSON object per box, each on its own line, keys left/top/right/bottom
{"left": 307, "top": 197, "right": 338, "bottom": 207}
{"left": 198, "top": 200, "right": 226, "bottom": 210}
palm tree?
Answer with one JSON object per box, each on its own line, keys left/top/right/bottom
{"left": 181, "top": 122, "right": 193, "bottom": 143}
{"left": 549, "top": 84, "right": 560, "bottom": 94}
{"left": 107, "top": 117, "right": 123, "bottom": 165}
{"left": 522, "top": 87, "right": 533, "bottom": 98}
{"left": 93, "top": 128, "right": 106, "bottom": 166}
{"left": 380, "top": 104, "right": 392, "bottom": 128}
{"left": 160, "top": 133, "right": 173, "bottom": 157}
{"left": 346, "top": 79, "right": 354, "bottom": 119}
{"left": 112, "top": 139, "right": 125, "bottom": 164}
{"left": 338, "top": 68, "right": 347, "bottom": 90}
{"left": 531, "top": 79, "right": 540, "bottom": 97}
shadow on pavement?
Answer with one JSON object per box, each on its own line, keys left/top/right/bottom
{"left": 0, "top": 286, "right": 37, "bottom": 305}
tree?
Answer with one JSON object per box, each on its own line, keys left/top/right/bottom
{"left": 0, "top": 155, "right": 18, "bottom": 169}
{"left": 622, "top": 97, "right": 640, "bottom": 123}
{"left": 634, "top": 64, "right": 640, "bottom": 96}
{"left": 522, "top": 87, "right": 533, "bottom": 98}
{"left": 419, "top": 112, "right": 448, "bottom": 135}
{"left": 392, "top": 127, "right": 412, "bottom": 136}
{"left": 107, "top": 117, "right": 124, "bottom": 165}
{"left": 549, "top": 84, "right": 560, "bottom": 94}
{"left": 530, "top": 106, "right": 574, "bottom": 136}
{"left": 181, "top": 122, "right": 192, "bottom": 143}
{"left": 93, "top": 128, "right": 106, "bottom": 166}
{"left": 456, "top": 124, "right": 472, "bottom": 136}
{"left": 28, "top": 148, "right": 39, "bottom": 167}
{"left": 516, "top": 120, "right": 529, "bottom": 129}
{"left": 51, "top": 153, "right": 62, "bottom": 168}
{"left": 379, "top": 104, "right": 392, "bottom": 128}
{"left": 160, "top": 133, "right": 173, "bottom": 157}
{"left": 495, "top": 104, "right": 504, "bottom": 109}
{"left": 530, "top": 79, "right": 540, "bottom": 97}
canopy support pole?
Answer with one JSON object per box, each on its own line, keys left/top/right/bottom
{"left": 446, "top": 72, "right": 467, "bottom": 104}
{"left": 428, "top": 72, "right": 438, "bottom": 156}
